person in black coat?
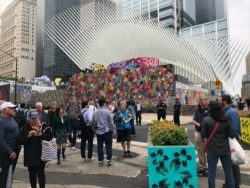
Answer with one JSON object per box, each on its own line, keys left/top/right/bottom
{"left": 17, "top": 110, "right": 53, "bottom": 188}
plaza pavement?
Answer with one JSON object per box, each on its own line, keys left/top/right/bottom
{"left": 13, "top": 113, "right": 250, "bottom": 188}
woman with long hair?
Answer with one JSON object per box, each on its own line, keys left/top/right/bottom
{"left": 201, "top": 101, "right": 235, "bottom": 188}
{"left": 52, "top": 107, "right": 69, "bottom": 165}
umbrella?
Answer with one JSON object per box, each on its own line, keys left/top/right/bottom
{"left": 6, "top": 164, "right": 13, "bottom": 188}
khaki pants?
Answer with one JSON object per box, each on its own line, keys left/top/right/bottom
{"left": 195, "top": 131, "right": 207, "bottom": 170}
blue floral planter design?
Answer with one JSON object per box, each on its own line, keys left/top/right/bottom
{"left": 148, "top": 140, "right": 198, "bottom": 188}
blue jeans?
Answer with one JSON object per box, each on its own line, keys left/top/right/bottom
{"left": 96, "top": 132, "right": 113, "bottom": 162}
{"left": 68, "top": 119, "right": 77, "bottom": 147}
{"left": 207, "top": 150, "right": 235, "bottom": 188}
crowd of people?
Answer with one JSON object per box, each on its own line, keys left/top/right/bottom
{"left": 0, "top": 93, "right": 244, "bottom": 188}
{"left": 0, "top": 96, "right": 143, "bottom": 188}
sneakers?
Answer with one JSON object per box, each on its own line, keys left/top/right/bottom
{"left": 71, "top": 146, "right": 76, "bottom": 150}
{"left": 197, "top": 169, "right": 208, "bottom": 177}
{"left": 107, "top": 160, "right": 112, "bottom": 166}
{"left": 86, "top": 157, "right": 96, "bottom": 162}
{"left": 99, "top": 161, "right": 103, "bottom": 166}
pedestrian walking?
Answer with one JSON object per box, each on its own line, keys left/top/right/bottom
{"left": 201, "top": 101, "right": 235, "bottom": 188}
{"left": 0, "top": 102, "right": 21, "bottom": 188}
{"left": 94, "top": 98, "right": 115, "bottom": 166}
{"left": 65, "top": 96, "right": 81, "bottom": 150}
{"left": 81, "top": 100, "right": 95, "bottom": 162}
{"left": 52, "top": 107, "right": 69, "bottom": 165}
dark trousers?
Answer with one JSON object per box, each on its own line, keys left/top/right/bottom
{"left": 28, "top": 163, "right": 46, "bottom": 188}
{"left": 136, "top": 111, "right": 142, "bottom": 125}
{"left": 68, "top": 119, "right": 77, "bottom": 147}
{"left": 81, "top": 126, "right": 94, "bottom": 159}
{"left": 130, "top": 120, "right": 136, "bottom": 135}
{"left": 157, "top": 112, "right": 166, "bottom": 121}
{"left": 96, "top": 132, "right": 113, "bottom": 162}
{"left": 174, "top": 112, "right": 180, "bottom": 125}
{"left": 0, "top": 149, "right": 20, "bottom": 188}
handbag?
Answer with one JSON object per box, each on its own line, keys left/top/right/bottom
{"left": 204, "top": 122, "right": 219, "bottom": 152}
{"left": 229, "top": 137, "right": 247, "bottom": 165}
{"left": 41, "top": 127, "right": 57, "bottom": 162}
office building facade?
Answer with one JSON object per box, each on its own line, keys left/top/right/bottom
{"left": 121, "top": 0, "right": 195, "bottom": 32}
{"left": 0, "top": 0, "right": 36, "bottom": 80}
{"left": 195, "top": 0, "right": 226, "bottom": 24}
{"left": 36, "top": 0, "right": 80, "bottom": 82}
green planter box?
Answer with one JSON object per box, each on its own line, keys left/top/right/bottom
{"left": 147, "top": 138, "right": 198, "bottom": 188}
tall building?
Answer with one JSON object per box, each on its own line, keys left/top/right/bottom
{"left": 0, "top": 0, "right": 36, "bottom": 80}
{"left": 195, "top": 0, "right": 226, "bottom": 24}
{"left": 36, "top": 0, "right": 80, "bottom": 82}
{"left": 246, "top": 51, "right": 250, "bottom": 74}
{"left": 121, "top": 0, "right": 195, "bottom": 32}
{"left": 181, "top": 0, "right": 196, "bottom": 28}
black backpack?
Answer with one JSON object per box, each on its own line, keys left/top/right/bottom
{"left": 15, "top": 109, "right": 27, "bottom": 129}
{"left": 72, "top": 110, "right": 88, "bottom": 130}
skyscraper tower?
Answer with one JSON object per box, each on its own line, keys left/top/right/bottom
{"left": 36, "top": 0, "right": 80, "bottom": 82}
{"left": 195, "top": 0, "right": 226, "bottom": 24}
{"left": 0, "top": 0, "right": 36, "bottom": 80}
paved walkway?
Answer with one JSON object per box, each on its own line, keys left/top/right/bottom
{"left": 13, "top": 114, "right": 250, "bottom": 188}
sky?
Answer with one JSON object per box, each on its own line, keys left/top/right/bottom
{"left": 1, "top": 0, "right": 250, "bottom": 95}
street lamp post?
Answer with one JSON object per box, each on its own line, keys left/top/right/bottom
{"left": 0, "top": 49, "right": 18, "bottom": 104}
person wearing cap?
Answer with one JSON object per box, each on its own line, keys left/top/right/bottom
{"left": 0, "top": 101, "right": 20, "bottom": 188}
{"left": 17, "top": 110, "right": 53, "bottom": 188}
{"left": 173, "top": 97, "right": 181, "bottom": 126}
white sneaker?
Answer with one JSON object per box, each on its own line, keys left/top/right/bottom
{"left": 82, "top": 158, "right": 87, "bottom": 162}
{"left": 72, "top": 146, "right": 76, "bottom": 150}
{"left": 86, "top": 157, "right": 96, "bottom": 162}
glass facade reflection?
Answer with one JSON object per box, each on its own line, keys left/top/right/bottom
{"left": 196, "top": 0, "right": 226, "bottom": 24}
{"left": 36, "top": 0, "right": 80, "bottom": 82}
{"left": 122, "top": 0, "right": 195, "bottom": 32}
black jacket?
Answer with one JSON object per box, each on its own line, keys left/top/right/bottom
{"left": 17, "top": 123, "right": 53, "bottom": 167}
{"left": 201, "top": 117, "right": 234, "bottom": 155}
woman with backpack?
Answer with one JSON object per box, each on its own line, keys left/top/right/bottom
{"left": 114, "top": 100, "right": 132, "bottom": 158}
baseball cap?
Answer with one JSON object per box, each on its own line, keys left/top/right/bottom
{"left": 28, "top": 110, "right": 39, "bottom": 119}
{"left": 0, "top": 102, "right": 17, "bottom": 111}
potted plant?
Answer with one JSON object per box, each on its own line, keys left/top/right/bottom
{"left": 147, "top": 120, "right": 198, "bottom": 188}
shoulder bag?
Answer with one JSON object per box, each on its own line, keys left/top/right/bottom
{"left": 204, "top": 122, "right": 219, "bottom": 152}
{"left": 41, "top": 126, "right": 57, "bottom": 162}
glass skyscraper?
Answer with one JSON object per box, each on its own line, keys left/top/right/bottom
{"left": 36, "top": 0, "right": 80, "bottom": 82}
{"left": 121, "top": 0, "right": 195, "bottom": 32}
{"left": 195, "top": 0, "right": 226, "bottom": 24}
